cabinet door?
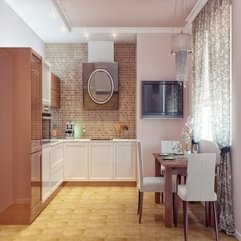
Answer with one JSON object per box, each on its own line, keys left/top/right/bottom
{"left": 50, "top": 143, "right": 64, "bottom": 191}
{"left": 42, "top": 146, "right": 51, "bottom": 202}
{"left": 89, "top": 142, "right": 113, "bottom": 180}
{"left": 114, "top": 142, "right": 136, "bottom": 180}
{"left": 42, "top": 60, "right": 51, "bottom": 106}
{"left": 64, "top": 143, "right": 88, "bottom": 180}
{"left": 51, "top": 73, "right": 60, "bottom": 108}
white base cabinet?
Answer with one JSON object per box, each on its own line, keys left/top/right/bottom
{"left": 42, "top": 140, "right": 136, "bottom": 193}
{"left": 50, "top": 143, "right": 64, "bottom": 192}
{"left": 64, "top": 142, "right": 88, "bottom": 180}
{"left": 42, "top": 142, "right": 64, "bottom": 202}
{"left": 89, "top": 142, "right": 113, "bottom": 180}
{"left": 114, "top": 142, "right": 136, "bottom": 180}
{"left": 63, "top": 140, "right": 136, "bottom": 181}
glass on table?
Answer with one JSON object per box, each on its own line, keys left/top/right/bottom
{"left": 192, "top": 143, "right": 199, "bottom": 153}
{"left": 172, "top": 141, "right": 181, "bottom": 154}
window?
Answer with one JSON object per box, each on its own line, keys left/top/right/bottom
{"left": 200, "top": 45, "right": 213, "bottom": 141}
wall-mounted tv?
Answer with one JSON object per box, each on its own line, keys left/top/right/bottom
{"left": 141, "top": 81, "right": 183, "bottom": 118}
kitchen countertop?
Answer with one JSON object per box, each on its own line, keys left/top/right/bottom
{"left": 42, "top": 138, "right": 137, "bottom": 148}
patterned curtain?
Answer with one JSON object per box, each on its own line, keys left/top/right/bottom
{"left": 192, "top": 0, "right": 235, "bottom": 235}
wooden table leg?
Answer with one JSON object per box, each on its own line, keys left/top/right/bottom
{"left": 164, "top": 167, "right": 173, "bottom": 227}
{"left": 155, "top": 158, "right": 160, "bottom": 203}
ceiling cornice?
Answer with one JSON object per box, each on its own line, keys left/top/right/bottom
{"left": 186, "top": 0, "right": 208, "bottom": 24}
{"left": 52, "top": 0, "right": 72, "bottom": 32}
{"left": 183, "top": 0, "right": 208, "bottom": 34}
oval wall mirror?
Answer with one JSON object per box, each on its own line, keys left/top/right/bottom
{"left": 87, "top": 69, "right": 114, "bottom": 104}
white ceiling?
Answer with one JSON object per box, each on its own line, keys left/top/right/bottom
{"left": 4, "top": 0, "right": 206, "bottom": 43}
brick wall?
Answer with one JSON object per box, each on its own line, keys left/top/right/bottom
{"left": 45, "top": 43, "right": 136, "bottom": 139}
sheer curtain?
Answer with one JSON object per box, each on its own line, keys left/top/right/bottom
{"left": 192, "top": 0, "right": 235, "bottom": 235}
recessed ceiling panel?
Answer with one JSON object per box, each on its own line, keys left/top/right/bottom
{"left": 59, "top": 0, "right": 198, "bottom": 28}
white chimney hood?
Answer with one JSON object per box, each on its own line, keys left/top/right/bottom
{"left": 88, "top": 41, "right": 114, "bottom": 62}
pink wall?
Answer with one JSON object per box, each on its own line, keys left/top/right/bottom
{"left": 231, "top": 0, "right": 241, "bottom": 239}
{"left": 136, "top": 34, "right": 191, "bottom": 176}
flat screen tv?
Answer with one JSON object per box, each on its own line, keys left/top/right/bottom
{"left": 141, "top": 81, "right": 183, "bottom": 118}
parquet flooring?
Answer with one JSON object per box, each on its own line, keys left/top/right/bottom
{"left": 0, "top": 187, "right": 237, "bottom": 241}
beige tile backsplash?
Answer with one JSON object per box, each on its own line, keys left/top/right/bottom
{"left": 45, "top": 43, "right": 136, "bottom": 139}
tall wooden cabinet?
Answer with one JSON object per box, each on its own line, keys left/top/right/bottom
{"left": 0, "top": 48, "right": 42, "bottom": 224}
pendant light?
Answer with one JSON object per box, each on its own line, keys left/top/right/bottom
{"left": 171, "top": 0, "right": 192, "bottom": 86}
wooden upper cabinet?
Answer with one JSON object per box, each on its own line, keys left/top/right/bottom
{"left": 51, "top": 73, "right": 60, "bottom": 108}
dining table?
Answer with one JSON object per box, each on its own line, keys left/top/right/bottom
{"left": 153, "top": 153, "right": 187, "bottom": 228}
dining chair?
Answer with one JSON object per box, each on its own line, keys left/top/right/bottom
{"left": 176, "top": 153, "right": 219, "bottom": 241}
{"left": 161, "top": 140, "right": 187, "bottom": 202}
{"left": 160, "top": 140, "right": 177, "bottom": 202}
{"left": 136, "top": 141, "right": 176, "bottom": 224}
{"left": 199, "top": 140, "right": 220, "bottom": 190}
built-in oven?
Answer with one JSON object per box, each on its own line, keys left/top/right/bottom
{"left": 42, "top": 105, "right": 51, "bottom": 143}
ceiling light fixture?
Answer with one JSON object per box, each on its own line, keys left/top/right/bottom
{"left": 171, "top": 0, "right": 192, "bottom": 87}
{"left": 60, "top": 26, "right": 67, "bottom": 33}
{"left": 49, "top": 11, "right": 58, "bottom": 19}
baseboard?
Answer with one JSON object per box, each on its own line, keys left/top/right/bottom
{"left": 235, "top": 230, "right": 241, "bottom": 240}
{"left": 63, "top": 181, "right": 136, "bottom": 187}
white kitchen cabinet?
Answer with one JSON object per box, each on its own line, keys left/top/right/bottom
{"left": 113, "top": 141, "right": 136, "bottom": 180}
{"left": 89, "top": 142, "right": 113, "bottom": 180}
{"left": 42, "top": 59, "right": 51, "bottom": 106}
{"left": 42, "top": 146, "right": 51, "bottom": 202}
{"left": 50, "top": 143, "right": 64, "bottom": 192}
{"left": 64, "top": 142, "right": 89, "bottom": 180}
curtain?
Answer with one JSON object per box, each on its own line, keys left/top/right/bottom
{"left": 192, "top": 6, "right": 209, "bottom": 142}
{"left": 192, "top": 0, "right": 235, "bottom": 235}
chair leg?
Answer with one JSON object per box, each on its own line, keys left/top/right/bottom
{"left": 212, "top": 201, "right": 220, "bottom": 241}
{"left": 139, "top": 192, "right": 144, "bottom": 224}
{"left": 161, "top": 192, "right": 164, "bottom": 203}
{"left": 183, "top": 201, "right": 189, "bottom": 241}
{"left": 137, "top": 190, "right": 140, "bottom": 214}
{"left": 205, "top": 201, "right": 209, "bottom": 227}
{"left": 175, "top": 193, "right": 179, "bottom": 227}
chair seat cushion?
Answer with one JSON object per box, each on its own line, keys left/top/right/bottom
{"left": 141, "top": 177, "right": 165, "bottom": 192}
{"left": 141, "top": 177, "right": 175, "bottom": 193}
{"left": 178, "top": 185, "right": 217, "bottom": 201}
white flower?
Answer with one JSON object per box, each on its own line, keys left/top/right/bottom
{"left": 182, "top": 116, "right": 194, "bottom": 143}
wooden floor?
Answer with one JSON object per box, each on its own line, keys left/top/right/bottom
{"left": 0, "top": 187, "right": 237, "bottom": 241}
